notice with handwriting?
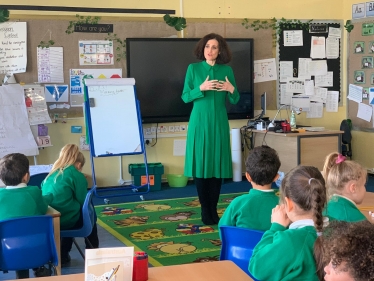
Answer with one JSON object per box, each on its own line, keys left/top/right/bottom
{"left": 0, "top": 22, "right": 27, "bottom": 74}
{"left": 0, "top": 84, "right": 38, "bottom": 158}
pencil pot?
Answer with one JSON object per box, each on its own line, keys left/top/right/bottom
{"left": 133, "top": 251, "right": 148, "bottom": 281}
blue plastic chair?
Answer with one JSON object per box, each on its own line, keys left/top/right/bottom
{"left": 219, "top": 226, "right": 264, "bottom": 280}
{"left": 28, "top": 172, "right": 49, "bottom": 188}
{"left": 60, "top": 187, "right": 96, "bottom": 259}
{"left": 0, "top": 215, "right": 58, "bottom": 275}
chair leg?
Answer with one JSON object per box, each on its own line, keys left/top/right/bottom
{"left": 15, "top": 270, "right": 29, "bottom": 279}
{"left": 85, "top": 237, "right": 94, "bottom": 249}
{"left": 73, "top": 238, "right": 85, "bottom": 259}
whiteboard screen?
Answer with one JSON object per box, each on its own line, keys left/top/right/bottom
{"left": 86, "top": 79, "right": 142, "bottom": 156}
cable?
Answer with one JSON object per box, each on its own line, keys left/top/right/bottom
{"left": 150, "top": 122, "right": 159, "bottom": 147}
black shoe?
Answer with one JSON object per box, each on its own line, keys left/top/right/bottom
{"left": 33, "top": 266, "right": 52, "bottom": 277}
{"left": 61, "top": 254, "right": 71, "bottom": 267}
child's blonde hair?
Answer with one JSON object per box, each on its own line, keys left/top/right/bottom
{"left": 322, "top": 152, "right": 367, "bottom": 198}
{"left": 280, "top": 165, "right": 327, "bottom": 232}
{"left": 47, "top": 144, "right": 85, "bottom": 180}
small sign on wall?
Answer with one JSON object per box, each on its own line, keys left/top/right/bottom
{"left": 353, "top": 3, "right": 366, "bottom": 19}
{"left": 74, "top": 24, "right": 113, "bottom": 33}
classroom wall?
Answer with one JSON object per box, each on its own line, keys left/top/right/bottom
{"left": 7, "top": 0, "right": 365, "bottom": 186}
{"left": 342, "top": 0, "right": 374, "bottom": 170}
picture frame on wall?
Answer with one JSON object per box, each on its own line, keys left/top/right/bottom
{"left": 354, "top": 70, "right": 365, "bottom": 83}
{"left": 369, "top": 41, "right": 374, "bottom": 53}
{"left": 354, "top": 41, "right": 365, "bottom": 53}
{"left": 362, "top": 56, "right": 374, "bottom": 68}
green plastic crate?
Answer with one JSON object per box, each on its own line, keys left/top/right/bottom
{"left": 128, "top": 163, "right": 164, "bottom": 192}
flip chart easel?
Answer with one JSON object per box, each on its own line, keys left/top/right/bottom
{"left": 84, "top": 78, "right": 150, "bottom": 198}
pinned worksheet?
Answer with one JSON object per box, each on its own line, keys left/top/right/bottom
{"left": 284, "top": 30, "right": 303, "bottom": 46}
{"left": 348, "top": 84, "right": 363, "bottom": 103}
{"left": 357, "top": 103, "right": 372, "bottom": 123}
{"left": 310, "top": 36, "right": 326, "bottom": 58}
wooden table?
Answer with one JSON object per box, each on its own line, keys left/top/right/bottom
{"left": 10, "top": 261, "right": 252, "bottom": 281}
{"left": 46, "top": 206, "right": 61, "bottom": 275}
{"left": 251, "top": 129, "right": 343, "bottom": 173}
{"left": 359, "top": 192, "right": 374, "bottom": 223}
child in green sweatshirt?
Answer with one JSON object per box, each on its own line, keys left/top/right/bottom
{"left": 41, "top": 144, "right": 99, "bottom": 266}
{"left": 322, "top": 152, "right": 367, "bottom": 222}
{"left": 0, "top": 153, "right": 53, "bottom": 278}
{"left": 219, "top": 145, "right": 280, "bottom": 234}
{"left": 249, "top": 165, "right": 327, "bottom": 281}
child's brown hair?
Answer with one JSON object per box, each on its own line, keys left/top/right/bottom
{"left": 280, "top": 165, "right": 327, "bottom": 232}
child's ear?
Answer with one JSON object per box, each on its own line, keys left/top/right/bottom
{"left": 245, "top": 172, "right": 253, "bottom": 183}
{"left": 272, "top": 173, "right": 280, "bottom": 183}
{"left": 22, "top": 172, "right": 30, "bottom": 184}
{"left": 348, "top": 181, "right": 357, "bottom": 193}
{"left": 284, "top": 197, "right": 294, "bottom": 212}
{"left": 75, "top": 162, "right": 82, "bottom": 171}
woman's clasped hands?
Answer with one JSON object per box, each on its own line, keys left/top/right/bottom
{"left": 200, "top": 76, "right": 235, "bottom": 94}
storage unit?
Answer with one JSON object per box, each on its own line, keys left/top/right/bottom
{"left": 128, "top": 163, "right": 164, "bottom": 191}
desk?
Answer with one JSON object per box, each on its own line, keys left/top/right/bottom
{"left": 8, "top": 261, "right": 253, "bottom": 281}
{"left": 46, "top": 206, "right": 61, "bottom": 275}
{"left": 359, "top": 192, "right": 374, "bottom": 223}
{"left": 252, "top": 130, "right": 343, "bottom": 173}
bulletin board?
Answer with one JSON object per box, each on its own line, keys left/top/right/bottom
{"left": 0, "top": 18, "right": 276, "bottom": 118}
{"left": 278, "top": 22, "right": 342, "bottom": 105}
{"left": 347, "top": 20, "right": 374, "bottom": 131}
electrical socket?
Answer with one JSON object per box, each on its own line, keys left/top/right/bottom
{"left": 181, "top": 125, "right": 186, "bottom": 131}
{"left": 145, "top": 138, "right": 153, "bottom": 145}
{"left": 169, "top": 125, "right": 175, "bottom": 132}
{"left": 151, "top": 126, "right": 157, "bottom": 133}
{"left": 157, "top": 127, "right": 161, "bottom": 133}
{"left": 174, "top": 125, "right": 180, "bottom": 132}
{"left": 145, "top": 128, "right": 151, "bottom": 135}
{"left": 160, "top": 125, "right": 167, "bottom": 133}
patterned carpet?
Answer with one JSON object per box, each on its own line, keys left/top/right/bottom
{"left": 95, "top": 192, "right": 245, "bottom": 266}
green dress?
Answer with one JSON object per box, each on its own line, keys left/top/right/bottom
{"left": 182, "top": 61, "right": 240, "bottom": 178}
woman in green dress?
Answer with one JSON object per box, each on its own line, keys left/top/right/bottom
{"left": 182, "top": 33, "right": 240, "bottom": 225}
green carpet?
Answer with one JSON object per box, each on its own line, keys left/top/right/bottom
{"left": 95, "top": 192, "right": 246, "bottom": 267}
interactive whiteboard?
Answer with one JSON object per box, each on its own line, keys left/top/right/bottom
{"left": 85, "top": 78, "right": 142, "bottom": 157}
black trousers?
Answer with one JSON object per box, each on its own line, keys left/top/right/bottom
{"left": 195, "top": 177, "right": 222, "bottom": 225}
{"left": 61, "top": 212, "right": 99, "bottom": 261}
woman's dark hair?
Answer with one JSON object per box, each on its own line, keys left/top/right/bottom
{"left": 0, "top": 153, "right": 29, "bottom": 186}
{"left": 280, "top": 165, "right": 327, "bottom": 232}
{"left": 194, "top": 33, "right": 232, "bottom": 64}
{"left": 315, "top": 220, "right": 374, "bottom": 281}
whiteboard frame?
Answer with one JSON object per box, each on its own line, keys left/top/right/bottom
{"left": 84, "top": 78, "right": 145, "bottom": 157}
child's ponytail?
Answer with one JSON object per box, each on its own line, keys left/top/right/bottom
{"left": 309, "top": 178, "right": 326, "bottom": 233}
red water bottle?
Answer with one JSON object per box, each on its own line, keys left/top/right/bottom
{"left": 133, "top": 251, "right": 148, "bottom": 281}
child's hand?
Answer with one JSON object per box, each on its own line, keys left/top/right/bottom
{"left": 271, "top": 204, "right": 291, "bottom": 227}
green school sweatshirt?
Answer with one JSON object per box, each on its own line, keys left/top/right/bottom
{"left": 249, "top": 222, "right": 319, "bottom": 281}
{"left": 0, "top": 185, "right": 51, "bottom": 221}
{"left": 218, "top": 189, "right": 279, "bottom": 234}
{"left": 41, "top": 165, "right": 87, "bottom": 229}
{"left": 323, "top": 195, "right": 366, "bottom": 222}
